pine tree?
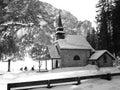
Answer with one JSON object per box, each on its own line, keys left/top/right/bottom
{"left": 112, "top": 0, "right": 120, "bottom": 56}
{"left": 96, "top": 0, "right": 113, "bottom": 53}
{"left": 87, "top": 28, "right": 98, "bottom": 49}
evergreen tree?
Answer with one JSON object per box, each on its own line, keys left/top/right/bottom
{"left": 96, "top": 0, "right": 113, "bottom": 53}
{"left": 112, "top": 0, "right": 120, "bottom": 56}
{"left": 87, "top": 28, "right": 98, "bottom": 49}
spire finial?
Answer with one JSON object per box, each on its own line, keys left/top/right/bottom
{"left": 58, "top": 11, "right": 63, "bottom": 27}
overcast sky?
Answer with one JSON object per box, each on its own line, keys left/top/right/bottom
{"left": 40, "top": 0, "right": 98, "bottom": 27}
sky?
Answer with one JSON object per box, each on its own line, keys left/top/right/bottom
{"left": 40, "top": 0, "right": 98, "bottom": 27}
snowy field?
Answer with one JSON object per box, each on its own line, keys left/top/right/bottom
{"left": 0, "top": 65, "right": 120, "bottom": 90}
{"left": 0, "top": 55, "right": 52, "bottom": 74}
{"left": 0, "top": 55, "right": 120, "bottom": 90}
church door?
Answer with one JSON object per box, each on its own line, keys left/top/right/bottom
{"left": 56, "top": 60, "right": 58, "bottom": 68}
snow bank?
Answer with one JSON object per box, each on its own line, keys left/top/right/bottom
{"left": 0, "top": 61, "right": 120, "bottom": 90}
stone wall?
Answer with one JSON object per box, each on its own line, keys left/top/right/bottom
{"left": 60, "top": 49, "right": 91, "bottom": 67}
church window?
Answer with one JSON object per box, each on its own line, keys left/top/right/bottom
{"left": 74, "top": 55, "right": 80, "bottom": 60}
{"left": 92, "top": 61, "right": 95, "bottom": 65}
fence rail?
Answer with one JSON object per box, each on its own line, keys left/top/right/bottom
{"left": 7, "top": 72, "right": 120, "bottom": 90}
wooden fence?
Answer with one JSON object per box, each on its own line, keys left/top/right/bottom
{"left": 7, "top": 72, "right": 120, "bottom": 90}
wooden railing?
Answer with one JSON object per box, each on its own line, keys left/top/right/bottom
{"left": 7, "top": 72, "right": 120, "bottom": 90}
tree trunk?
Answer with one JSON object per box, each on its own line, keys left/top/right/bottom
{"left": 8, "top": 59, "right": 11, "bottom": 72}
{"left": 45, "top": 59, "right": 47, "bottom": 70}
{"left": 39, "top": 60, "right": 40, "bottom": 72}
{"left": 52, "top": 59, "right": 53, "bottom": 70}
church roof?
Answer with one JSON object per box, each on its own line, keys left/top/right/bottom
{"left": 57, "top": 35, "right": 94, "bottom": 51}
{"left": 89, "top": 50, "right": 115, "bottom": 60}
{"left": 48, "top": 45, "right": 61, "bottom": 59}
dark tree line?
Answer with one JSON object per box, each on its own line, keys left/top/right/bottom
{"left": 95, "top": 0, "right": 120, "bottom": 56}
{"left": 87, "top": 28, "right": 98, "bottom": 49}
{"left": 96, "top": 0, "right": 113, "bottom": 51}
{"left": 112, "top": 0, "right": 120, "bottom": 56}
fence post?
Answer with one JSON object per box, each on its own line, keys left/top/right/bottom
{"left": 100, "top": 73, "right": 112, "bottom": 81}
{"left": 76, "top": 77, "right": 81, "bottom": 85}
{"left": 47, "top": 80, "right": 52, "bottom": 88}
{"left": 7, "top": 84, "right": 10, "bottom": 90}
{"left": 106, "top": 73, "right": 112, "bottom": 80}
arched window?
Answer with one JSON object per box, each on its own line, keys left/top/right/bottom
{"left": 74, "top": 55, "right": 80, "bottom": 60}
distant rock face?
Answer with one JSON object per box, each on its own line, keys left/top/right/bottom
{"left": 78, "top": 20, "right": 93, "bottom": 37}
{"left": 6, "top": 0, "right": 93, "bottom": 45}
{"left": 41, "top": 1, "right": 79, "bottom": 35}
{"left": 41, "top": 1, "right": 93, "bottom": 37}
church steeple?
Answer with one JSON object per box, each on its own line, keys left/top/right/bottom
{"left": 58, "top": 14, "right": 63, "bottom": 28}
{"left": 56, "top": 13, "right": 65, "bottom": 40}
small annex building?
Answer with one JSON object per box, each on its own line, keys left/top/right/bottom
{"left": 48, "top": 14, "right": 116, "bottom": 69}
{"left": 89, "top": 50, "right": 115, "bottom": 67}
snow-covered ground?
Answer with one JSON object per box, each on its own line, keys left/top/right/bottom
{"left": 0, "top": 54, "right": 52, "bottom": 74}
{"left": 30, "top": 76, "right": 120, "bottom": 90}
{"left": 0, "top": 64, "right": 120, "bottom": 90}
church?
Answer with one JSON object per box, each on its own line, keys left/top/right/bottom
{"left": 48, "top": 14, "right": 116, "bottom": 69}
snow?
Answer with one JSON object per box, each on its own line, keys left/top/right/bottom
{"left": 28, "top": 76, "right": 120, "bottom": 90}
{"left": 48, "top": 45, "right": 61, "bottom": 59}
{"left": 16, "top": 28, "right": 28, "bottom": 39}
{"left": 0, "top": 68, "right": 120, "bottom": 90}
{"left": 57, "top": 35, "right": 94, "bottom": 51}
{"left": 89, "top": 50, "right": 115, "bottom": 60}
{"left": 0, "top": 55, "right": 52, "bottom": 73}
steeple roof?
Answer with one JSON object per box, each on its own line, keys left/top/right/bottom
{"left": 55, "top": 12, "right": 65, "bottom": 40}
{"left": 58, "top": 14, "right": 63, "bottom": 27}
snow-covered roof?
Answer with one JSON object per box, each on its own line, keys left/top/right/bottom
{"left": 56, "top": 31, "right": 65, "bottom": 34}
{"left": 57, "top": 35, "right": 94, "bottom": 51}
{"left": 89, "top": 50, "right": 115, "bottom": 60}
{"left": 48, "top": 45, "right": 61, "bottom": 59}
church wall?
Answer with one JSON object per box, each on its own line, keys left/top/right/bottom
{"left": 60, "top": 49, "right": 91, "bottom": 67}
